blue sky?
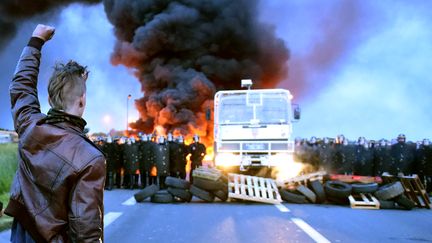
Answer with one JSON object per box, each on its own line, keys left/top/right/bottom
{"left": 0, "top": 1, "right": 431, "bottom": 142}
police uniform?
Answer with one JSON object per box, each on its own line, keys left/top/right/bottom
{"left": 102, "top": 141, "right": 117, "bottom": 190}
{"left": 154, "top": 141, "right": 170, "bottom": 188}
{"left": 391, "top": 141, "right": 416, "bottom": 175}
{"left": 113, "top": 141, "right": 124, "bottom": 188}
{"left": 318, "top": 143, "right": 335, "bottom": 173}
{"left": 373, "top": 145, "right": 393, "bottom": 176}
{"left": 335, "top": 142, "right": 356, "bottom": 174}
{"left": 416, "top": 143, "right": 432, "bottom": 192}
{"left": 138, "top": 139, "right": 155, "bottom": 187}
{"left": 353, "top": 144, "right": 374, "bottom": 176}
{"left": 188, "top": 141, "right": 206, "bottom": 182}
{"left": 123, "top": 142, "right": 140, "bottom": 189}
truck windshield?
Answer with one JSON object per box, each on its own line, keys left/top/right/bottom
{"left": 218, "top": 92, "right": 289, "bottom": 124}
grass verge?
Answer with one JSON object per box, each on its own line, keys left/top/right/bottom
{"left": 0, "top": 143, "right": 17, "bottom": 232}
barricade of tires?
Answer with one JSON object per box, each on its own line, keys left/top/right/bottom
{"left": 134, "top": 176, "right": 228, "bottom": 203}
{"left": 279, "top": 180, "right": 416, "bottom": 210}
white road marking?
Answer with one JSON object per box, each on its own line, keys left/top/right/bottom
{"left": 122, "top": 196, "right": 137, "bottom": 206}
{"left": 104, "top": 212, "right": 123, "bottom": 228}
{"left": 275, "top": 203, "right": 290, "bottom": 212}
{"left": 291, "top": 218, "right": 331, "bottom": 243}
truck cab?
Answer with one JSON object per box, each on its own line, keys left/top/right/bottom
{"left": 213, "top": 80, "right": 300, "bottom": 177}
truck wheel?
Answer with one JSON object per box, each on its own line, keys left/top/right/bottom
{"left": 134, "top": 184, "right": 159, "bottom": 202}
{"left": 325, "top": 181, "right": 352, "bottom": 199}
{"left": 296, "top": 185, "right": 316, "bottom": 203}
{"left": 394, "top": 195, "right": 415, "bottom": 210}
{"left": 151, "top": 190, "right": 174, "bottom": 203}
{"left": 165, "top": 176, "right": 190, "bottom": 189}
{"left": 309, "top": 180, "right": 326, "bottom": 203}
{"left": 190, "top": 185, "right": 215, "bottom": 202}
{"left": 374, "top": 182, "right": 404, "bottom": 201}
{"left": 279, "top": 189, "right": 308, "bottom": 204}
{"left": 167, "top": 187, "right": 192, "bottom": 202}
{"left": 193, "top": 177, "right": 225, "bottom": 191}
{"left": 352, "top": 183, "right": 379, "bottom": 194}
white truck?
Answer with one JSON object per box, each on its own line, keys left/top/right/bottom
{"left": 213, "top": 80, "right": 300, "bottom": 177}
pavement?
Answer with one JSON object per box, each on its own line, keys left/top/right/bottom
{"left": 1, "top": 189, "right": 432, "bottom": 243}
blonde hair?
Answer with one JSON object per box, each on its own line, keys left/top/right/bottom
{"left": 48, "top": 61, "right": 88, "bottom": 110}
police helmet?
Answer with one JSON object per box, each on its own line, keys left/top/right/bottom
{"left": 193, "top": 134, "right": 200, "bottom": 142}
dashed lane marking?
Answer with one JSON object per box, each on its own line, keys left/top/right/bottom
{"left": 275, "top": 203, "right": 290, "bottom": 212}
{"left": 122, "top": 196, "right": 137, "bottom": 206}
{"left": 291, "top": 218, "right": 331, "bottom": 243}
{"left": 104, "top": 212, "right": 123, "bottom": 228}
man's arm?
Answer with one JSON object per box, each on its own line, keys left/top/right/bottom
{"left": 9, "top": 24, "right": 54, "bottom": 136}
{"left": 69, "top": 156, "right": 106, "bottom": 242}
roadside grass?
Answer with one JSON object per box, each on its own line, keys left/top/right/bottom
{"left": 0, "top": 143, "right": 18, "bottom": 232}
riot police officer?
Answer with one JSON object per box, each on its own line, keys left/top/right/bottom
{"left": 353, "top": 137, "right": 374, "bottom": 176}
{"left": 167, "top": 133, "right": 180, "bottom": 177}
{"left": 374, "top": 139, "right": 393, "bottom": 176}
{"left": 318, "top": 137, "right": 334, "bottom": 172}
{"left": 154, "top": 136, "right": 170, "bottom": 188}
{"left": 391, "top": 134, "right": 416, "bottom": 175}
{"left": 188, "top": 134, "right": 206, "bottom": 182}
{"left": 175, "top": 136, "right": 189, "bottom": 179}
{"left": 305, "top": 136, "right": 320, "bottom": 172}
{"left": 335, "top": 138, "right": 356, "bottom": 174}
{"left": 102, "top": 136, "right": 116, "bottom": 190}
{"left": 113, "top": 137, "right": 124, "bottom": 188}
{"left": 123, "top": 137, "right": 140, "bottom": 189}
{"left": 416, "top": 139, "right": 432, "bottom": 192}
{"left": 138, "top": 134, "right": 153, "bottom": 188}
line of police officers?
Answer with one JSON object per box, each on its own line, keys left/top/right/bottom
{"left": 295, "top": 134, "right": 432, "bottom": 193}
{"left": 97, "top": 133, "right": 206, "bottom": 190}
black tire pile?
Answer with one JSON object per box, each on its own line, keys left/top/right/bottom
{"left": 279, "top": 180, "right": 416, "bottom": 210}
{"left": 134, "top": 176, "right": 229, "bottom": 203}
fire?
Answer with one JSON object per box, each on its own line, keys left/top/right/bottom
{"left": 274, "top": 154, "right": 304, "bottom": 181}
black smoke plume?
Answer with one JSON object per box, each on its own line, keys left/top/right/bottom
{"left": 0, "top": 0, "right": 101, "bottom": 48}
{"left": 103, "top": 0, "right": 290, "bottom": 141}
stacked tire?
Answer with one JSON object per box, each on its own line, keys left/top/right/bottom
{"left": 279, "top": 180, "right": 326, "bottom": 204}
{"left": 374, "top": 181, "right": 415, "bottom": 210}
{"left": 134, "top": 177, "right": 192, "bottom": 203}
{"left": 191, "top": 175, "right": 228, "bottom": 202}
{"left": 324, "top": 181, "right": 352, "bottom": 205}
{"left": 165, "top": 176, "right": 192, "bottom": 202}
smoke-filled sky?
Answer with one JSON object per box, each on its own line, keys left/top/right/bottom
{"left": 0, "top": 0, "right": 431, "bottom": 142}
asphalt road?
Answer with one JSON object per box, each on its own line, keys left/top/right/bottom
{"left": 1, "top": 189, "right": 431, "bottom": 243}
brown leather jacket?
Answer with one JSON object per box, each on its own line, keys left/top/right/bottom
{"left": 5, "top": 43, "right": 105, "bottom": 242}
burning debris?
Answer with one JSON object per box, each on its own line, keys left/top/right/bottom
{"left": 103, "top": 0, "right": 290, "bottom": 145}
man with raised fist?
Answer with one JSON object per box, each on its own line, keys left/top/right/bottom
{"left": 4, "top": 24, "right": 105, "bottom": 242}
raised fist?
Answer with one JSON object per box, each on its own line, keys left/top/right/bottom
{"left": 32, "top": 24, "right": 55, "bottom": 42}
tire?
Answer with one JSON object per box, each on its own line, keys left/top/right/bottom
{"left": 213, "top": 189, "right": 228, "bottom": 201}
{"left": 134, "top": 184, "right": 159, "bottom": 202}
{"left": 374, "top": 182, "right": 404, "bottom": 201}
{"left": 165, "top": 176, "right": 190, "bottom": 189}
{"left": 309, "top": 180, "right": 326, "bottom": 203}
{"left": 190, "top": 185, "right": 215, "bottom": 202}
{"left": 296, "top": 185, "right": 317, "bottom": 203}
{"left": 279, "top": 189, "right": 308, "bottom": 204}
{"left": 325, "top": 181, "right": 352, "bottom": 199}
{"left": 379, "top": 200, "right": 397, "bottom": 209}
{"left": 167, "top": 187, "right": 192, "bottom": 202}
{"left": 352, "top": 183, "right": 379, "bottom": 194}
{"left": 394, "top": 195, "right": 415, "bottom": 210}
{"left": 151, "top": 190, "right": 174, "bottom": 203}
{"left": 193, "top": 177, "right": 225, "bottom": 191}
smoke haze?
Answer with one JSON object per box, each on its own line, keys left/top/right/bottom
{"left": 103, "top": 0, "right": 290, "bottom": 140}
